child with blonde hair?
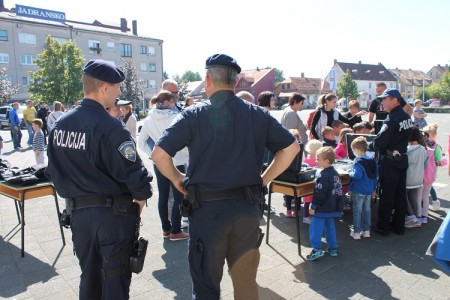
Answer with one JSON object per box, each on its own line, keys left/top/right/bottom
{"left": 302, "top": 139, "right": 323, "bottom": 224}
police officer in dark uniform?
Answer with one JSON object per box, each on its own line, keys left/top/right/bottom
{"left": 152, "top": 54, "right": 300, "bottom": 300}
{"left": 368, "top": 88, "right": 413, "bottom": 236}
{"left": 45, "top": 59, "right": 152, "bottom": 300}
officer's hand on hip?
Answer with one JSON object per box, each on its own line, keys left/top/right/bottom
{"left": 172, "top": 175, "right": 187, "bottom": 196}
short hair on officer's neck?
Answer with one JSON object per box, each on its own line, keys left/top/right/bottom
{"left": 83, "top": 75, "right": 105, "bottom": 94}
{"left": 207, "top": 67, "right": 238, "bottom": 86}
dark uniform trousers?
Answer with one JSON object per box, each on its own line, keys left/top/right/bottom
{"left": 71, "top": 206, "right": 137, "bottom": 300}
{"left": 378, "top": 155, "right": 408, "bottom": 233}
{"left": 188, "top": 197, "right": 261, "bottom": 300}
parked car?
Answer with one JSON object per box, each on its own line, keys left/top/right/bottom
{"left": 0, "top": 105, "right": 26, "bottom": 129}
{"left": 423, "top": 99, "right": 438, "bottom": 107}
{"left": 429, "top": 100, "right": 441, "bottom": 108}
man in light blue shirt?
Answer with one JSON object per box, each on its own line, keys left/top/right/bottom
{"left": 9, "top": 102, "right": 22, "bottom": 150}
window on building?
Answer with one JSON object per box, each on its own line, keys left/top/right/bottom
{"left": 20, "top": 54, "right": 37, "bottom": 65}
{"left": 89, "top": 40, "right": 101, "bottom": 54}
{"left": 149, "top": 63, "right": 156, "bottom": 72}
{"left": 141, "top": 80, "right": 148, "bottom": 88}
{"left": 21, "top": 77, "right": 34, "bottom": 86}
{"left": 287, "top": 84, "right": 290, "bottom": 89}
{"left": 54, "top": 37, "right": 68, "bottom": 44}
{"left": 107, "top": 42, "right": 115, "bottom": 52}
{"left": 0, "top": 53, "right": 9, "bottom": 64}
{"left": 149, "top": 80, "right": 156, "bottom": 88}
{"left": 18, "top": 33, "right": 36, "bottom": 44}
{"left": 120, "top": 43, "right": 132, "bottom": 57}
{"left": 282, "top": 84, "right": 285, "bottom": 89}
{"left": 140, "top": 63, "right": 148, "bottom": 72}
{"left": 148, "top": 47, "right": 155, "bottom": 56}
{"left": 140, "top": 45, "right": 147, "bottom": 54}
{"left": 0, "top": 30, "right": 8, "bottom": 41}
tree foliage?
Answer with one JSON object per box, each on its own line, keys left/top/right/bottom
{"left": 425, "top": 71, "right": 450, "bottom": 103}
{"left": 181, "top": 70, "right": 202, "bottom": 82}
{"left": 274, "top": 68, "right": 285, "bottom": 84}
{"left": 0, "top": 67, "right": 19, "bottom": 103}
{"left": 163, "top": 71, "right": 169, "bottom": 80}
{"left": 119, "top": 58, "right": 141, "bottom": 107}
{"left": 29, "top": 35, "right": 84, "bottom": 105}
{"left": 335, "top": 70, "right": 359, "bottom": 100}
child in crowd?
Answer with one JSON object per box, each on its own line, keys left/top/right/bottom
{"left": 321, "top": 126, "right": 337, "bottom": 148}
{"left": 421, "top": 131, "right": 438, "bottom": 224}
{"left": 32, "top": 119, "right": 45, "bottom": 164}
{"left": 343, "top": 100, "right": 363, "bottom": 125}
{"left": 302, "top": 139, "right": 323, "bottom": 224}
{"left": 284, "top": 129, "right": 302, "bottom": 218}
{"left": 331, "top": 120, "right": 345, "bottom": 143}
{"left": 352, "top": 122, "right": 371, "bottom": 134}
{"left": 404, "top": 126, "right": 428, "bottom": 228}
{"left": 307, "top": 147, "right": 345, "bottom": 261}
{"left": 423, "top": 124, "right": 442, "bottom": 211}
{"left": 335, "top": 128, "right": 353, "bottom": 159}
{"left": 413, "top": 99, "right": 427, "bottom": 129}
{"left": 348, "top": 137, "right": 377, "bottom": 239}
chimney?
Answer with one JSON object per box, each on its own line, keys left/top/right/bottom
{"left": 334, "top": 59, "right": 337, "bottom": 64}
{"left": 120, "top": 18, "right": 127, "bottom": 32}
{"left": 301, "top": 72, "right": 304, "bottom": 78}
{"left": 132, "top": 20, "right": 137, "bottom": 36}
{"left": 358, "top": 61, "right": 361, "bottom": 64}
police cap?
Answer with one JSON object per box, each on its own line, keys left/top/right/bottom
{"left": 378, "top": 88, "right": 403, "bottom": 100}
{"left": 83, "top": 59, "right": 125, "bottom": 83}
{"left": 115, "top": 98, "right": 132, "bottom": 106}
{"left": 205, "top": 54, "right": 241, "bottom": 73}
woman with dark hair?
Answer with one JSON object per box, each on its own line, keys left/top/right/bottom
{"left": 310, "top": 93, "right": 366, "bottom": 140}
{"left": 257, "top": 91, "right": 276, "bottom": 110}
{"left": 280, "top": 92, "right": 308, "bottom": 144}
{"left": 119, "top": 103, "right": 137, "bottom": 139}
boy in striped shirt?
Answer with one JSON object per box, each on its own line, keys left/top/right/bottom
{"left": 32, "top": 119, "right": 45, "bottom": 165}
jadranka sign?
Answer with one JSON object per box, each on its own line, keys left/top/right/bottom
{"left": 15, "top": 4, "right": 66, "bottom": 23}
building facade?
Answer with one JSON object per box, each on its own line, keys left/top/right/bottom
{"left": 234, "top": 68, "right": 275, "bottom": 101}
{"left": 0, "top": 4, "right": 163, "bottom": 104}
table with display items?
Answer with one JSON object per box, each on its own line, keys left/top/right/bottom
{"left": 265, "top": 172, "right": 350, "bottom": 257}
{"left": 0, "top": 181, "right": 65, "bottom": 257}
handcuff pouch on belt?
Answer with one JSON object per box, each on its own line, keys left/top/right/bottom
{"left": 386, "top": 150, "right": 402, "bottom": 161}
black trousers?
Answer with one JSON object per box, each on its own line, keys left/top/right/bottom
{"left": 378, "top": 156, "right": 408, "bottom": 233}
{"left": 71, "top": 206, "right": 137, "bottom": 300}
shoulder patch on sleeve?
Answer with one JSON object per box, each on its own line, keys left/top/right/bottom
{"left": 118, "top": 141, "right": 137, "bottom": 162}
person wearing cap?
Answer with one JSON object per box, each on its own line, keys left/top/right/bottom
{"left": 368, "top": 88, "right": 413, "bottom": 236}
{"left": 368, "top": 82, "right": 413, "bottom": 130}
{"left": 119, "top": 102, "right": 137, "bottom": 139}
{"left": 45, "top": 59, "right": 152, "bottom": 299}
{"left": 152, "top": 54, "right": 299, "bottom": 299}
{"left": 106, "top": 99, "right": 127, "bottom": 120}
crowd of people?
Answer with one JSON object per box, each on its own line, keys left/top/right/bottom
{"left": 3, "top": 55, "right": 449, "bottom": 299}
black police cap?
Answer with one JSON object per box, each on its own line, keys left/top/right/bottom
{"left": 205, "top": 54, "right": 241, "bottom": 73}
{"left": 83, "top": 59, "right": 125, "bottom": 83}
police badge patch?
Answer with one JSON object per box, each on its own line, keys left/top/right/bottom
{"left": 119, "top": 141, "right": 137, "bottom": 162}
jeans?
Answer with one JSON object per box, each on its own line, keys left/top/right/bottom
{"left": 309, "top": 216, "right": 337, "bottom": 250}
{"left": 351, "top": 193, "right": 371, "bottom": 233}
{"left": 153, "top": 164, "right": 185, "bottom": 234}
{"left": 26, "top": 124, "right": 34, "bottom": 145}
{"left": 11, "top": 126, "right": 22, "bottom": 148}
{"left": 406, "top": 187, "right": 423, "bottom": 218}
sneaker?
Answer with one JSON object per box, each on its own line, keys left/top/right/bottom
{"left": 431, "top": 200, "right": 441, "bottom": 211}
{"left": 306, "top": 249, "right": 324, "bottom": 261}
{"left": 163, "top": 231, "right": 170, "bottom": 238}
{"left": 350, "top": 231, "right": 361, "bottom": 240}
{"left": 405, "top": 218, "right": 421, "bottom": 228}
{"left": 292, "top": 211, "right": 299, "bottom": 217}
{"left": 286, "top": 210, "right": 294, "bottom": 218}
{"left": 169, "top": 232, "right": 189, "bottom": 241}
{"left": 302, "top": 217, "right": 311, "bottom": 224}
{"left": 181, "top": 221, "right": 189, "bottom": 229}
{"left": 326, "top": 248, "right": 338, "bottom": 257}
{"left": 361, "top": 231, "right": 371, "bottom": 238}
{"left": 421, "top": 216, "right": 428, "bottom": 224}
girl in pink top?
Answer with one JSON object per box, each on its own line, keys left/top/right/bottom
{"left": 335, "top": 128, "right": 354, "bottom": 159}
{"left": 302, "top": 139, "right": 323, "bottom": 224}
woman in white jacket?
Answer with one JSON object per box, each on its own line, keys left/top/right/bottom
{"left": 138, "top": 90, "right": 189, "bottom": 241}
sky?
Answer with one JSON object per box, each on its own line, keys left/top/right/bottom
{"left": 5, "top": 0, "right": 450, "bottom": 79}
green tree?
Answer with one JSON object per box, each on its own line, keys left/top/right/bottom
{"left": 274, "top": 68, "right": 285, "bottom": 84}
{"left": 426, "top": 71, "right": 450, "bottom": 103}
{"left": 181, "top": 70, "right": 202, "bottom": 82}
{"left": 0, "top": 67, "right": 19, "bottom": 104}
{"left": 163, "top": 71, "right": 169, "bottom": 80}
{"left": 29, "top": 35, "right": 84, "bottom": 105}
{"left": 119, "top": 58, "right": 141, "bottom": 107}
{"left": 335, "top": 70, "right": 359, "bottom": 100}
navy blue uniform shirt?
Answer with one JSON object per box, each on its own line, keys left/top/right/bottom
{"left": 369, "top": 105, "right": 413, "bottom": 155}
{"left": 46, "top": 99, "right": 152, "bottom": 199}
{"left": 157, "top": 90, "right": 295, "bottom": 191}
